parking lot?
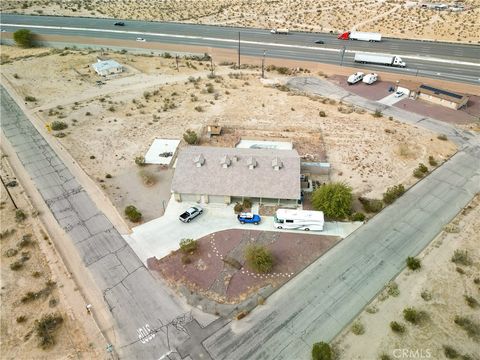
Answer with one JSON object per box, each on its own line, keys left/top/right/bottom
{"left": 124, "top": 196, "right": 363, "bottom": 263}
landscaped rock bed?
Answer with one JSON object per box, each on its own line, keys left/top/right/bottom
{"left": 147, "top": 229, "right": 338, "bottom": 315}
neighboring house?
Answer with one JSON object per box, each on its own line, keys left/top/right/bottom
{"left": 171, "top": 146, "right": 301, "bottom": 205}
{"left": 417, "top": 84, "right": 469, "bottom": 110}
{"left": 92, "top": 59, "right": 123, "bottom": 76}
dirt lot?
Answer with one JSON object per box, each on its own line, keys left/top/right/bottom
{"left": 148, "top": 229, "right": 338, "bottom": 304}
{"left": 332, "top": 194, "right": 480, "bottom": 360}
{"left": 0, "top": 152, "right": 102, "bottom": 359}
{"left": 2, "top": 0, "right": 479, "bottom": 43}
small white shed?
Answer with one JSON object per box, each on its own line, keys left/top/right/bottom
{"left": 92, "top": 59, "right": 123, "bottom": 76}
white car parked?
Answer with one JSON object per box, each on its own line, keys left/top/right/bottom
{"left": 394, "top": 90, "right": 404, "bottom": 98}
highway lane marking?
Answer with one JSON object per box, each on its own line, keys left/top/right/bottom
{"left": 3, "top": 23, "right": 480, "bottom": 67}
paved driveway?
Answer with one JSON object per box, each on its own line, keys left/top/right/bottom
{"left": 125, "top": 197, "right": 362, "bottom": 263}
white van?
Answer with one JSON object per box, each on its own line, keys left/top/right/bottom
{"left": 347, "top": 72, "right": 364, "bottom": 85}
{"left": 274, "top": 209, "right": 324, "bottom": 231}
{"left": 362, "top": 73, "right": 378, "bottom": 84}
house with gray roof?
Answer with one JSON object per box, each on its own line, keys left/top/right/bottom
{"left": 92, "top": 59, "right": 123, "bottom": 76}
{"left": 171, "top": 146, "right": 301, "bottom": 205}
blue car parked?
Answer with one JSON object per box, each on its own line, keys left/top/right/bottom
{"left": 237, "top": 212, "right": 261, "bottom": 225}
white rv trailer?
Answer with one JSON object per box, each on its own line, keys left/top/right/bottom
{"left": 274, "top": 209, "right": 324, "bottom": 231}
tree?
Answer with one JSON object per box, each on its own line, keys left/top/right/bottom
{"left": 245, "top": 245, "right": 273, "bottom": 273}
{"left": 312, "top": 342, "right": 332, "bottom": 360}
{"left": 312, "top": 182, "right": 352, "bottom": 219}
{"left": 13, "top": 29, "right": 34, "bottom": 48}
{"left": 183, "top": 129, "right": 198, "bottom": 145}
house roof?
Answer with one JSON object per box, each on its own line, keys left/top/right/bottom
{"left": 172, "top": 146, "right": 301, "bottom": 199}
{"left": 418, "top": 84, "right": 468, "bottom": 104}
{"left": 92, "top": 59, "right": 122, "bottom": 72}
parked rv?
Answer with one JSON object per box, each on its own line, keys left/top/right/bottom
{"left": 270, "top": 28, "right": 289, "bottom": 35}
{"left": 338, "top": 31, "right": 382, "bottom": 42}
{"left": 347, "top": 72, "right": 364, "bottom": 85}
{"left": 274, "top": 209, "right": 324, "bottom": 231}
{"left": 354, "top": 53, "right": 406, "bottom": 68}
{"left": 362, "top": 73, "right": 378, "bottom": 84}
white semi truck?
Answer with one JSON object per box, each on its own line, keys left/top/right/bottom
{"left": 270, "top": 28, "right": 289, "bottom": 35}
{"left": 354, "top": 53, "right": 406, "bottom": 68}
{"left": 338, "top": 31, "right": 382, "bottom": 42}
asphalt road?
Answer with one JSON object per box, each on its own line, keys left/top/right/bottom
{"left": 0, "top": 85, "right": 189, "bottom": 360}
{"left": 202, "top": 81, "right": 480, "bottom": 359}
{"left": 1, "top": 14, "right": 479, "bottom": 85}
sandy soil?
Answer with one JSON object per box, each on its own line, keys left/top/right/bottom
{"left": 332, "top": 194, "right": 480, "bottom": 359}
{"left": 1, "top": 0, "right": 479, "bottom": 43}
{"left": 0, "top": 152, "right": 102, "bottom": 359}
{"left": 0, "top": 44, "right": 458, "bottom": 223}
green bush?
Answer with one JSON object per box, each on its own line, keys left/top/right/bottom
{"left": 451, "top": 250, "right": 472, "bottom": 266}
{"left": 311, "top": 342, "right": 332, "bottom": 360}
{"left": 464, "top": 295, "right": 478, "bottom": 308}
{"left": 454, "top": 316, "right": 480, "bottom": 340}
{"left": 15, "top": 209, "right": 27, "bottom": 222}
{"left": 14, "top": 29, "right": 34, "bottom": 48}
{"left": 179, "top": 238, "right": 198, "bottom": 254}
{"left": 134, "top": 156, "right": 145, "bottom": 166}
{"left": 390, "top": 321, "right": 406, "bottom": 333}
{"left": 359, "top": 197, "right": 383, "bottom": 213}
{"left": 35, "top": 313, "right": 63, "bottom": 349}
{"left": 245, "top": 244, "right": 274, "bottom": 273}
{"left": 50, "top": 121, "right": 68, "bottom": 131}
{"left": 403, "top": 307, "right": 426, "bottom": 324}
{"left": 312, "top": 182, "right": 352, "bottom": 219}
{"left": 183, "top": 129, "right": 199, "bottom": 144}
{"left": 351, "top": 212, "right": 365, "bottom": 221}
{"left": 383, "top": 184, "right": 405, "bottom": 204}
{"left": 428, "top": 156, "right": 438, "bottom": 166}
{"left": 351, "top": 321, "right": 365, "bottom": 335}
{"left": 406, "top": 257, "right": 421, "bottom": 271}
{"left": 413, "top": 163, "right": 429, "bottom": 178}
{"left": 124, "top": 205, "right": 142, "bottom": 222}
{"left": 25, "top": 95, "right": 37, "bottom": 102}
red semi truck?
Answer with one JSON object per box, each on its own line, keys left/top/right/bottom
{"left": 338, "top": 31, "right": 382, "bottom": 42}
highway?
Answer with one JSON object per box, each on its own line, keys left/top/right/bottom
{"left": 1, "top": 14, "right": 479, "bottom": 85}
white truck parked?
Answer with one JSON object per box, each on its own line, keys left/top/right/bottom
{"left": 354, "top": 53, "right": 406, "bottom": 67}
{"left": 362, "top": 73, "right": 378, "bottom": 84}
{"left": 274, "top": 209, "right": 324, "bottom": 231}
{"left": 270, "top": 28, "right": 289, "bottom": 35}
{"left": 347, "top": 72, "right": 364, "bottom": 85}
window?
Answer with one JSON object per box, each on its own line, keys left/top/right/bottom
{"left": 286, "top": 219, "right": 294, "bottom": 223}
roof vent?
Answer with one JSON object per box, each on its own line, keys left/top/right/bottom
{"left": 272, "top": 157, "right": 283, "bottom": 171}
{"left": 220, "top": 155, "right": 231, "bottom": 168}
{"left": 193, "top": 154, "right": 205, "bottom": 167}
{"left": 246, "top": 156, "right": 257, "bottom": 170}
{"left": 232, "top": 155, "right": 238, "bottom": 162}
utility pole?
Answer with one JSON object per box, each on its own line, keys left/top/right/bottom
{"left": 340, "top": 45, "right": 346, "bottom": 66}
{"left": 261, "top": 50, "right": 266, "bottom": 78}
{"left": 175, "top": 55, "right": 179, "bottom": 71}
{"left": 210, "top": 55, "right": 214, "bottom": 77}
{"left": 0, "top": 175, "right": 17, "bottom": 209}
{"left": 237, "top": 32, "right": 241, "bottom": 68}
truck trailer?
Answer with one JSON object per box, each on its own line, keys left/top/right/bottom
{"left": 270, "top": 28, "right": 289, "bottom": 35}
{"left": 338, "top": 31, "right": 382, "bottom": 42}
{"left": 354, "top": 53, "right": 406, "bottom": 67}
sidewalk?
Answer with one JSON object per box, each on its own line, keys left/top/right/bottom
{"left": 124, "top": 195, "right": 363, "bottom": 263}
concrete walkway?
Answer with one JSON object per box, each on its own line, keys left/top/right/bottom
{"left": 125, "top": 196, "right": 362, "bottom": 263}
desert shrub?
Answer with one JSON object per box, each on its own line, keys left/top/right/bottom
{"left": 10, "top": 260, "right": 24, "bottom": 271}
{"left": 138, "top": 169, "right": 158, "bottom": 186}
{"left": 18, "top": 234, "right": 33, "bottom": 248}
{"left": 421, "top": 290, "right": 432, "bottom": 301}
{"left": 383, "top": 184, "right": 405, "bottom": 204}
{"left": 351, "top": 321, "right": 365, "bottom": 335}
{"left": 437, "top": 134, "right": 448, "bottom": 141}
{"left": 365, "top": 305, "right": 378, "bottom": 314}
{"left": 474, "top": 278, "right": 480, "bottom": 284}
{"left": 13, "top": 73, "right": 20, "bottom": 79}
{"left": 242, "top": 198, "right": 252, "bottom": 210}
{"left": 387, "top": 281, "right": 400, "bottom": 297}
{"left": 428, "top": 156, "right": 438, "bottom": 166}
{"left": 5, "top": 248, "right": 18, "bottom": 257}
{"left": 223, "top": 256, "right": 242, "bottom": 270}
{"left": 276, "top": 66, "right": 291, "bottom": 75}
{"left": 451, "top": 250, "right": 472, "bottom": 266}
{"left": 413, "top": 163, "right": 428, "bottom": 178}
{"left": 0, "top": 228, "right": 16, "bottom": 239}
{"left": 234, "top": 202, "right": 243, "bottom": 213}
{"left": 454, "top": 316, "right": 480, "bottom": 340}
{"left": 134, "top": 156, "right": 145, "bottom": 166}
{"left": 124, "top": 205, "right": 142, "bottom": 222}
{"left": 105, "top": 174, "right": 112, "bottom": 179}
{"left": 50, "top": 121, "right": 68, "bottom": 131}
{"left": 406, "top": 257, "right": 421, "bottom": 270}
{"left": 16, "top": 315, "right": 27, "bottom": 323}
{"left": 35, "top": 313, "right": 63, "bottom": 349}
{"left": 15, "top": 209, "right": 27, "bottom": 222}
{"left": 194, "top": 105, "right": 204, "bottom": 112}
{"left": 14, "top": 29, "right": 34, "bottom": 48}
{"left": 443, "top": 345, "right": 458, "bottom": 359}
{"left": 179, "top": 238, "right": 198, "bottom": 254}
{"left": 351, "top": 212, "right": 365, "bottom": 221}
{"left": 143, "top": 91, "right": 151, "bottom": 99}
{"left": 183, "top": 129, "right": 199, "bottom": 144}
{"left": 312, "top": 182, "right": 352, "bottom": 220}
{"left": 245, "top": 244, "right": 274, "bottom": 273}
{"left": 390, "top": 321, "right": 406, "bottom": 333}
{"left": 359, "top": 197, "right": 383, "bottom": 213}
{"left": 181, "top": 255, "right": 191, "bottom": 264}
{"left": 319, "top": 110, "right": 326, "bottom": 117}
{"left": 464, "top": 295, "right": 478, "bottom": 308}
{"left": 25, "top": 95, "right": 37, "bottom": 102}
{"left": 403, "top": 307, "right": 426, "bottom": 324}
{"left": 372, "top": 109, "right": 383, "bottom": 118}
{"left": 380, "top": 354, "right": 391, "bottom": 360}
{"left": 53, "top": 132, "right": 66, "bottom": 138}
{"left": 311, "top": 342, "right": 332, "bottom": 360}
{"left": 456, "top": 267, "right": 465, "bottom": 275}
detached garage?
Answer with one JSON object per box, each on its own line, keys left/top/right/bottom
{"left": 171, "top": 146, "right": 301, "bottom": 205}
